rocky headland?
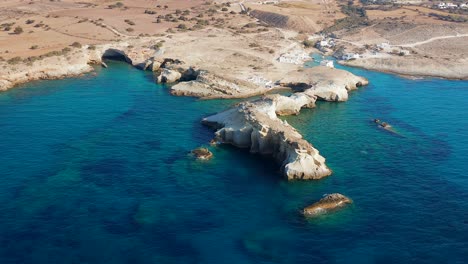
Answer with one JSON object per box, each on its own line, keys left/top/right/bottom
{"left": 202, "top": 68, "right": 368, "bottom": 180}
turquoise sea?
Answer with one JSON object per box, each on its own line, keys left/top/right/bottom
{"left": 0, "top": 59, "right": 467, "bottom": 263}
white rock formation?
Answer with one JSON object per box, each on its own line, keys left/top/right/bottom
{"left": 202, "top": 68, "right": 368, "bottom": 180}
{"left": 156, "top": 68, "right": 182, "bottom": 83}
{"left": 279, "top": 66, "right": 369, "bottom": 101}
{"left": 202, "top": 94, "right": 331, "bottom": 180}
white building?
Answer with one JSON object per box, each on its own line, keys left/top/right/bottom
{"left": 377, "top": 42, "right": 390, "bottom": 50}
{"left": 438, "top": 2, "right": 461, "bottom": 9}
{"left": 316, "top": 39, "right": 335, "bottom": 50}
{"left": 342, "top": 53, "right": 360, "bottom": 61}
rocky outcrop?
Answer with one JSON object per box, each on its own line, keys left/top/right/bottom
{"left": 0, "top": 42, "right": 158, "bottom": 92}
{"left": 202, "top": 94, "right": 331, "bottom": 180}
{"left": 303, "top": 193, "right": 352, "bottom": 217}
{"left": 170, "top": 71, "right": 267, "bottom": 99}
{"left": 279, "top": 66, "right": 369, "bottom": 101}
{"left": 191, "top": 147, "right": 213, "bottom": 160}
{"left": 202, "top": 68, "right": 368, "bottom": 180}
{"left": 156, "top": 68, "right": 182, "bottom": 83}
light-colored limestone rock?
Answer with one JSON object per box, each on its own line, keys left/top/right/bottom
{"left": 280, "top": 66, "right": 369, "bottom": 101}
{"left": 156, "top": 68, "right": 182, "bottom": 83}
{"left": 202, "top": 68, "right": 368, "bottom": 180}
{"left": 303, "top": 193, "right": 352, "bottom": 217}
{"left": 170, "top": 71, "right": 268, "bottom": 99}
{"left": 202, "top": 94, "right": 330, "bottom": 180}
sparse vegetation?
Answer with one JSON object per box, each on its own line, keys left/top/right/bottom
{"left": 124, "top": 19, "right": 136, "bottom": 26}
{"left": 7, "top": 56, "right": 22, "bottom": 64}
{"left": 302, "top": 40, "right": 315, "bottom": 48}
{"left": 322, "top": 2, "right": 368, "bottom": 33}
{"left": 14, "top": 26, "right": 24, "bottom": 34}
{"left": 30, "top": 45, "right": 39, "bottom": 50}
{"left": 429, "top": 12, "right": 468, "bottom": 23}
{"left": 71, "top": 42, "right": 82, "bottom": 48}
{"left": 108, "top": 2, "right": 124, "bottom": 9}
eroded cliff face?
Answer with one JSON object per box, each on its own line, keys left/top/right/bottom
{"left": 202, "top": 94, "right": 330, "bottom": 180}
{"left": 202, "top": 69, "right": 368, "bottom": 180}
{"left": 0, "top": 41, "right": 159, "bottom": 91}
{"left": 279, "top": 66, "right": 369, "bottom": 101}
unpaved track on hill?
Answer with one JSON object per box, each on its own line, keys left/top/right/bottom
{"left": 398, "top": 33, "right": 468, "bottom": 47}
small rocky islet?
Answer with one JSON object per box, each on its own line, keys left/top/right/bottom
{"left": 303, "top": 193, "right": 352, "bottom": 217}
{"left": 190, "top": 147, "right": 213, "bottom": 160}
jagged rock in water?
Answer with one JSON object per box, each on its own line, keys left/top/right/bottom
{"left": 191, "top": 147, "right": 213, "bottom": 160}
{"left": 303, "top": 193, "right": 352, "bottom": 217}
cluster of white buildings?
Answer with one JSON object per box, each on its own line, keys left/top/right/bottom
{"left": 315, "top": 38, "right": 336, "bottom": 51}
{"left": 277, "top": 50, "right": 310, "bottom": 65}
{"left": 437, "top": 2, "right": 468, "bottom": 9}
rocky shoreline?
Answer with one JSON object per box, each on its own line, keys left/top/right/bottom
{"left": 0, "top": 32, "right": 368, "bottom": 182}
{"left": 0, "top": 28, "right": 372, "bottom": 216}
{"left": 339, "top": 56, "right": 468, "bottom": 81}
{"left": 202, "top": 67, "right": 368, "bottom": 180}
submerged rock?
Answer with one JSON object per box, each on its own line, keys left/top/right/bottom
{"left": 303, "top": 193, "right": 352, "bottom": 217}
{"left": 374, "top": 119, "right": 399, "bottom": 134}
{"left": 191, "top": 147, "right": 213, "bottom": 160}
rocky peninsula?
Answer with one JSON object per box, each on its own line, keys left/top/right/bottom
{"left": 202, "top": 67, "right": 367, "bottom": 180}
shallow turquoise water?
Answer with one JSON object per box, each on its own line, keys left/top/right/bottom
{"left": 0, "top": 60, "right": 467, "bottom": 263}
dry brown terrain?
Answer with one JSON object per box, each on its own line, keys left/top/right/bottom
{"left": 0, "top": 0, "right": 250, "bottom": 60}
{"left": 0, "top": 0, "right": 325, "bottom": 92}
{"left": 246, "top": 0, "right": 345, "bottom": 33}
{"left": 327, "top": 3, "right": 468, "bottom": 79}
{"left": 1, "top": 0, "right": 467, "bottom": 84}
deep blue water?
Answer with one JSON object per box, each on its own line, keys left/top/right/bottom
{"left": 0, "top": 60, "right": 467, "bottom": 264}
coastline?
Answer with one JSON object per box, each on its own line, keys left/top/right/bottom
{"left": 338, "top": 58, "right": 468, "bottom": 81}
{"left": 0, "top": 28, "right": 370, "bottom": 180}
